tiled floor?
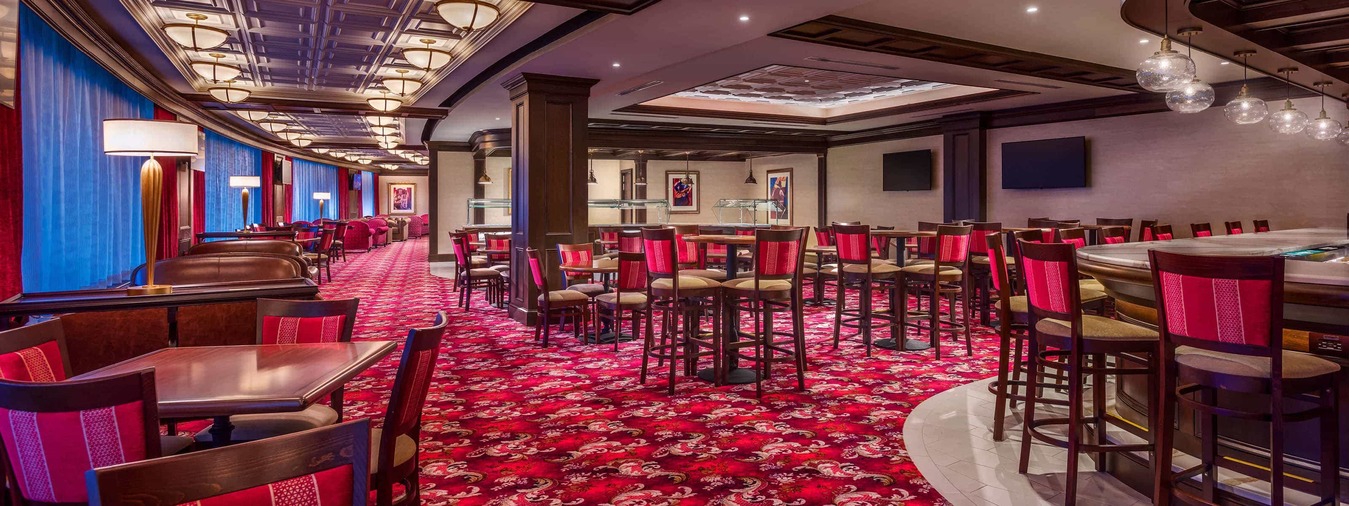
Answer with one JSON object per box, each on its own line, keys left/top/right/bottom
{"left": 904, "top": 378, "right": 1151, "bottom": 506}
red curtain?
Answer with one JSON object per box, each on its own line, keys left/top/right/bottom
{"left": 152, "top": 106, "right": 179, "bottom": 259}
{"left": 260, "top": 152, "right": 275, "bottom": 226}
{"left": 337, "top": 167, "right": 349, "bottom": 220}
{"left": 372, "top": 174, "right": 380, "bottom": 216}
{"left": 191, "top": 170, "right": 206, "bottom": 244}
{"left": 0, "top": 50, "right": 23, "bottom": 298}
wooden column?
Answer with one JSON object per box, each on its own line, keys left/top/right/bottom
{"left": 633, "top": 150, "right": 647, "bottom": 224}
{"left": 504, "top": 73, "right": 598, "bottom": 324}
{"left": 941, "top": 112, "right": 988, "bottom": 222}
{"left": 471, "top": 152, "right": 486, "bottom": 225}
{"left": 817, "top": 153, "right": 828, "bottom": 229}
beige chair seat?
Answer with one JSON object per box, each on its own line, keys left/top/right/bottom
{"left": 680, "top": 268, "right": 728, "bottom": 281}
{"left": 194, "top": 404, "right": 339, "bottom": 443}
{"left": 900, "top": 264, "right": 962, "bottom": 280}
{"left": 841, "top": 262, "right": 902, "bottom": 275}
{"left": 489, "top": 265, "right": 510, "bottom": 273}
{"left": 970, "top": 255, "right": 1016, "bottom": 266}
{"left": 468, "top": 256, "right": 489, "bottom": 266}
{"left": 466, "top": 268, "right": 500, "bottom": 278}
{"left": 1036, "top": 315, "right": 1156, "bottom": 341}
{"left": 567, "top": 283, "right": 608, "bottom": 297}
{"left": 1175, "top": 347, "right": 1340, "bottom": 379}
{"left": 541, "top": 290, "right": 590, "bottom": 303}
{"left": 802, "top": 266, "right": 819, "bottom": 275}
{"left": 596, "top": 292, "right": 649, "bottom": 306}
{"left": 651, "top": 275, "right": 721, "bottom": 291}
{"left": 370, "top": 428, "right": 417, "bottom": 473}
{"left": 1079, "top": 279, "right": 1106, "bottom": 292}
{"left": 594, "top": 258, "right": 618, "bottom": 269}
{"left": 722, "top": 278, "right": 793, "bottom": 293}
{"left": 906, "top": 258, "right": 934, "bottom": 265}
{"left": 1007, "top": 289, "right": 1107, "bottom": 314}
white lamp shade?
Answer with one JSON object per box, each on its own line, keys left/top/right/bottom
{"left": 277, "top": 130, "right": 306, "bottom": 141}
{"left": 208, "top": 86, "right": 251, "bottom": 103}
{"left": 383, "top": 76, "right": 422, "bottom": 96}
{"left": 369, "top": 125, "right": 399, "bottom": 136}
{"left": 103, "top": 119, "right": 199, "bottom": 156}
{"left": 234, "top": 110, "right": 271, "bottom": 121}
{"left": 374, "top": 134, "right": 402, "bottom": 144}
{"left": 311, "top": 147, "right": 329, "bottom": 154}
{"left": 190, "top": 61, "right": 241, "bottom": 83}
{"left": 365, "top": 115, "right": 397, "bottom": 127}
{"left": 403, "top": 47, "right": 452, "bottom": 70}
{"left": 228, "top": 175, "right": 261, "bottom": 188}
{"left": 367, "top": 96, "right": 403, "bottom": 112}
{"left": 163, "top": 23, "right": 229, "bottom": 51}
{"left": 312, "top": 192, "right": 331, "bottom": 200}
{"left": 436, "top": 1, "right": 501, "bottom": 31}
{"left": 257, "top": 121, "right": 288, "bottom": 133}
{"left": 289, "top": 138, "right": 313, "bottom": 148}
{"left": 378, "top": 141, "right": 399, "bottom": 149}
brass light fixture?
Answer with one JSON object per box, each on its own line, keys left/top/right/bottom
{"left": 634, "top": 150, "right": 646, "bottom": 186}
{"left": 681, "top": 152, "right": 694, "bottom": 186}
{"left": 383, "top": 69, "right": 422, "bottom": 96}
{"left": 403, "top": 38, "right": 452, "bottom": 71}
{"left": 163, "top": 13, "right": 229, "bottom": 51}
{"left": 1135, "top": 0, "right": 1195, "bottom": 92}
{"left": 435, "top": 1, "right": 501, "bottom": 33}
{"left": 208, "top": 81, "right": 250, "bottom": 103}
{"left": 743, "top": 156, "right": 757, "bottom": 184}
{"left": 478, "top": 168, "right": 492, "bottom": 185}
{"left": 366, "top": 88, "right": 403, "bottom": 112}
{"left": 191, "top": 53, "right": 241, "bottom": 83}
{"left": 369, "top": 124, "right": 399, "bottom": 137}
{"left": 278, "top": 130, "right": 307, "bottom": 141}
{"left": 1268, "top": 67, "right": 1309, "bottom": 135}
{"left": 587, "top": 150, "right": 599, "bottom": 186}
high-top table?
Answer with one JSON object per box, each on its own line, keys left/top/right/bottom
{"left": 683, "top": 234, "right": 758, "bottom": 384}
{"left": 867, "top": 230, "right": 938, "bottom": 351}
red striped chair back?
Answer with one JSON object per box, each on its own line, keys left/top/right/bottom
{"left": 699, "top": 226, "right": 734, "bottom": 258}
{"left": 1224, "top": 221, "right": 1244, "bottom": 235}
{"left": 1100, "top": 226, "right": 1129, "bottom": 245}
{"left": 1253, "top": 220, "right": 1271, "bottom": 233}
{"left": 616, "top": 252, "right": 648, "bottom": 293}
{"left": 88, "top": 420, "right": 370, "bottom": 506}
{"left": 600, "top": 229, "right": 619, "bottom": 244}
{"left": 0, "top": 370, "right": 163, "bottom": 504}
{"left": 1150, "top": 251, "right": 1282, "bottom": 357}
{"left": 986, "top": 235, "right": 1015, "bottom": 296}
{"left": 935, "top": 225, "right": 974, "bottom": 266}
{"left": 618, "top": 230, "right": 644, "bottom": 253}
{"left": 1018, "top": 240, "right": 1080, "bottom": 322}
{"left": 1153, "top": 224, "right": 1174, "bottom": 241}
{"left": 257, "top": 298, "right": 358, "bottom": 345}
{"left": 915, "top": 221, "right": 941, "bottom": 259}
{"left": 735, "top": 228, "right": 757, "bottom": 236}
{"left": 375, "top": 312, "right": 448, "bottom": 476}
{"left": 1140, "top": 220, "right": 1158, "bottom": 241}
{"left": 969, "top": 222, "right": 1001, "bottom": 257}
{"left": 450, "top": 233, "right": 473, "bottom": 274}
{"left": 673, "top": 225, "right": 701, "bottom": 267}
{"left": 0, "top": 321, "right": 70, "bottom": 382}
{"left": 641, "top": 228, "right": 679, "bottom": 279}
{"left": 485, "top": 233, "right": 511, "bottom": 261}
{"left": 1190, "top": 222, "right": 1213, "bottom": 238}
{"left": 832, "top": 224, "right": 871, "bottom": 265}
{"left": 557, "top": 244, "right": 595, "bottom": 283}
{"left": 755, "top": 228, "right": 805, "bottom": 279}
{"left": 1058, "top": 227, "right": 1088, "bottom": 250}
{"left": 525, "top": 248, "right": 549, "bottom": 291}
{"left": 815, "top": 229, "right": 834, "bottom": 247}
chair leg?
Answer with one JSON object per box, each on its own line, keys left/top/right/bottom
{"left": 1321, "top": 382, "right": 1340, "bottom": 505}
{"left": 541, "top": 308, "right": 552, "bottom": 348}
{"left": 1271, "top": 390, "right": 1286, "bottom": 506}
{"left": 1064, "top": 351, "right": 1083, "bottom": 506}
{"left": 962, "top": 285, "right": 972, "bottom": 356}
{"left": 992, "top": 320, "right": 1012, "bottom": 442}
{"left": 929, "top": 283, "right": 941, "bottom": 360}
{"left": 1154, "top": 359, "right": 1177, "bottom": 506}
{"left": 1201, "top": 385, "right": 1218, "bottom": 501}
{"left": 1092, "top": 353, "right": 1107, "bottom": 472}
{"left": 860, "top": 281, "right": 872, "bottom": 357}
{"left": 793, "top": 291, "right": 806, "bottom": 392}
{"left": 640, "top": 308, "right": 654, "bottom": 384}
{"left": 1017, "top": 337, "right": 1041, "bottom": 475}
{"left": 832, "top": 278, "right": 844, "bottom": 348}
{"left": 667, "top": 309, "right": 679, "bottom": 395}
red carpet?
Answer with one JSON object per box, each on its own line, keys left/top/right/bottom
{"left": 324, "top": 239, "right": 1001, "bottom": 505}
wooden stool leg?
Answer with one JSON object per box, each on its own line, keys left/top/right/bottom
{"left": 640, "top": 308, "right": 654, "bottom": 384}
{"left": 1201, "top": 385, "right": 1218, "bottom": 501}
{"left": 832, "top": 277, "right": 845, "bottom": 348}
{"left": 1270, "top": 389, "right": 1285, "bottom": 506}
{"left": 1065, "top": 352, "right": 1084, "bottom": 505}
{"left": 1017, "top": 337, "right": 1042, "bottom": 474}
{"left": 1322, "top": 382, "right": 1340, "bottom": 504}
{"left": 1092, "top": 353, "right": 1107, "bottom": 473}
{"left": 929, "top": 282, "right": 941, "bottom": 360}
{"left": 793, "top": 291, "right": 806, "bottom": 391}
{"left": 1154, "top": 358, "right": 1177, "bottom": 506}
{"left": 992, "top": 321, "right": 1013, "bottom": 442}
{"left": 861, "top": 281, "right": 873, "bottom": 357}
{"left": 763, "top": 302, "right": 775, "bottom": 381}
{"left": 667, "top": 309, "right": 679, "bottom": 395}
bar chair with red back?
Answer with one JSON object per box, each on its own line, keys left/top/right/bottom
{"left": 1015, "top": 240, "right": 1158, "bottom": 505}
{"left": 1094, "top": 218, "right": 1133, "bottom": 242}
{"left": 1149, "top": 252, "right": 1339, "bottom": 506}
{"left": 1153, "top": 224, "right": 1175, "bottom": 241}
{"left": 699, "top": 225, "right": 735, "bottom": 266}
{"left": 675, "top": 225, "right": 728, "bottom": 282}
{"left": 1224, "top": 220, "right": 1245, "bottom": 235}
{"left": 1098, "top": 226, "right": 1130, "bottom": 245}
{"left": 966, "top": 222, "right": 1004, "bottom": 326}
{"left": 871, "top": 226, "right": 895, "bottom": 262}
{"left": 329, "top": 220, "right": 350, "bottom": 262}
{"left": 451, "top": 233, "right": 502, "bottom": 309}
{"left": 1190, "top": 222, "right": 1214, "bottom": 238}
{"left": 899, "top": 224, "right": 974, "bottom": 359}
{"left": 1253, "top": 219, "right": 1271, "bottom": 233}
{"left": 304, "top": 226, "right": 337, "bottom": 283}
{"left": 618, "top": 229, "right": 644, "bottom": 254}
{"left": 0, "top": 320, "right": 70, "bottom": 382}
{"left": 594, "top": 252, "right": 650, "bottom": 352}
{"left": 558, "top": 243, "right": 608, "bottom": 300}
{"left": 722, "top": 228, "right": 808, "bottom": 397}
{"left": 830, "top": 224, "right": 901, "bottom": 357}
{"left": 1139, "top": 219, "right": 1159, "bottom": 242}
{"left": 369, "top": 312, "right": 449, "bottom": 506}
{"left": 1010, "top": 229, "right": 1109, "bottom": 315}
{"left": 484, "top": 233, "right": 512, "bottom": 267}
{"left": 0, "top": 370, "right": 190, "bottom": 505}
{"left": 88, "top": 420, "right": 371, "bottom": 506}
{"left": 640, "top": 227, "right": 722, "bottom": 394}
{"left": 527, "top": 248, "right": 591, "bottom": 348}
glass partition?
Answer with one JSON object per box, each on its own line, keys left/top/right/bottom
{"left": 587, "top": 199, "right": 670, "bottom": 226}
{"left": 714, "top": 199, "right": 783, "bottom": 226}
{"left": 466, "top": 198, "right": 511, "bottom": 226}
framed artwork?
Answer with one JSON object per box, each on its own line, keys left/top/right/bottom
{"left": 666, "top": 170, "right": 699, "bottom": 214}
{"left": 388, "top": 183, "right": 416, "bottom": 214}
{"left": 767, "top": 168, "right": 792, "bottom": 225}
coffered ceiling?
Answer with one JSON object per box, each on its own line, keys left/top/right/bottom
{"left": 672, "top": 65, "right": 954, "bottom": 108}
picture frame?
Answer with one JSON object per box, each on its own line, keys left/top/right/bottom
{"left": 666, "top": 170, "right": 700, "bottom": 214}
{"left": 388, "top": 183, "right": 416, "bottom": 214}
{"left": 767, "top": 168, "right": 792, "bottom": 225}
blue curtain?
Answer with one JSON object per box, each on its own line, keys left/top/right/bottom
{"left": 20, "top": 5, "right": 154, "bottom": 291}
{"left": 360, "top": 171, "right": 375, "bottom": 217}
{"left": 291, "top": 158, "right": 340, "bottom": 221}
{"left": 203, "top": 130, "right": 261, "bottom": 232}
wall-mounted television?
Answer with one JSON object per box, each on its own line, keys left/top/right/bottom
{"left": 350, "top": 172, "right": 362, "bottom": 190}
{"left": 882, "top": 149, "right": 933, "bottom": 191}
{"left": 1001, "top": 136, "right": 1087, "bottom": 189}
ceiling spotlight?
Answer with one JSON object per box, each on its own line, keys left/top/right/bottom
{"left": 163, "top": 13, "right": 229, "bottom": 51}
{"left": 435, "top": 1, "right": 501, "bottom": 33}
{"left": 1025, "top": 6, "right": 1038, "bottom": 13}
{"left": 1219, "top": 61, "right": 1229, "bottom": 65}
{"left": 403, "top": 38, "right": 452, "bottom": 71}
{"left": 612, "top": 62, "right": 621, "bottom": 68}
{"left": 367, "top": 89, "right": 403, "bottom": 112}
{"left": 290, "top": 137, "right": 313, "bottom": 148}
{"left": 369, "top": 124, "right": 399, "bottom": 136}
{"left": 208, "top": 82, "right": 250, "bottom": 103}
{"left": 257, "top": 120, "right": 288, "bottom": 134}
{"left": 191, "top": 53, "right": 241, "bottom": 83}
{"left": 365, "top": 115, "right": 398, "bottom": 127}
{"left": 739, "top": 15, "right": 750, "bottom": 22}
{"left": 234, "top": 110, "right": 270, "bottom": 122}
{"left": 383, "top": 69, "right": 422, "bottom": 96}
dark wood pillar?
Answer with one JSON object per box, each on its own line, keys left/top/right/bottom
{"left": 471, "top": 152, "right": 486, "bottom": 225}
{"left": 633, "top": 150, "right": 647, "bottom": 224}
{"left": 817, "top": 153, "right": 828, "bottom": 229}
{"left": 941, "top": 112, "right": 988, "bottom": 222}
{"left": 503, "top": 73, "right": 598, "bottom": 324}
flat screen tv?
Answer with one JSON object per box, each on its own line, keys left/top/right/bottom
{"left": 350, "top": 172, "right": 362, "bottom": 190}
{"left": 882, "top": 150, "right": 933, "bottom": 191}
{"left": 1001, "top": 136, "right": 1087, "bottom": 189}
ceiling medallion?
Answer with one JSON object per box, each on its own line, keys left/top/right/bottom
{"left": 191, "top": 53, "right": 242, "bottom": 83}
{"left": 383, "top": 69, "right": 422, "bottom": 96}
{"left": 208, "top": 81, "right": 250, "bottom": 103}
{"left": 403, "top": 39, "right": 452, "bottom": 71}
{"left": 435, "top": 1, "right": 501, "bottom": 33}
{"left": 163, "top": 13, "right": 229, "bottom": 51}
{"left": 367, "top": 89, "right": 403, "bottom": 112}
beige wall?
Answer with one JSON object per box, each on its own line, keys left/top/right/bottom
{"left": 748, "top": 153, "right": 821, "bottom": 230}
{"left": 987, "top": 96, "right": 1349, "bottom": 231}
{"left": 648, "top": 160, "right": 759, "bottom": 225}
{"left": 434, "top": 151, "right": 473, "bottom": 256}
{"left": 826, "top": 136, "right": 945, "bottom": 228}
{"left": 378, "top": 175, "right": 428, "bottom": 216}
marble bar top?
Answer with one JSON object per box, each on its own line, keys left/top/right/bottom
{"left": 1077, "top": 228, "right": 1349, "bottom": 287}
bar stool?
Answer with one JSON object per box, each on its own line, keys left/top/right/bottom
{"left": 871, "top": 226, "right": 894, "bottom": 262}
{"left": 1098, "top": 226, "right": 1129, "bottom": 244}
{"left": 1016, "top": 240, "right": 1158, "bottom": 505}
{"left": 1011, "top": 229, "right": 1109, "bottom": 315}
{"left": 966, "top": 222, "right": 1003, "bottom": 326}
{"left": 699, "top": 225, "right": 735, "bottom": 266}
{"left": 722, "top": 228, "right": 808, "bottom": 397}
{"left": 1224, "top": 220, "right": 1244, "bottom": 235}
{"left": 558, "top": 243, "right": 608, "bottom": 298}
{"left": 831, "top": 224, "right": 901, "bottom": 357}
{"left": 675, "top": 225, "right": 727, "bottom": 281}
{"left": 526, "top": 248, "right": 590, "bottom": 347}
{"left": 1253, "top": 219, "right": 1271, "bottom": 233}
{"left": 593, "top": 252, "right": 649, "bottom": 352}
{"left": 1153, "top": 224, "right": 1175, "bottom": 241}
{"left": 641, "top": 228, "right": 722, "bottom": 394}
{"left": 1149, "top": 251, "right": 1339, "bottom": 506}
{"left": 899, "top": 224, "right": 973, "bottom": 359}
{"left": 1190, "top": 222, "right": 1214, "bottom": 238}
{"left": 450, "top": 233, "right": 502, "bottom": 310}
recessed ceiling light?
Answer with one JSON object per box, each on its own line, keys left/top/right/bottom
{"left": 739, "top": 15, "right": 750, "bottom": 22}
{"left": 612, "top": 62, "right": 621, "bottom": 68}
{"left": 1219, "top": 61, "right": 1230, "bottom": 65}
{"left": 495, "top": 117, "right": 501, "bottom": 120}
{"left": 1138, "top": 38, "right": 1149, "bottom": 44}
{"left": 1025, "top": 6, "right": 1038, "bottom": 13}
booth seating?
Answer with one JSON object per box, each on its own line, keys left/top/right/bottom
{"left": 186, "top": 239, "right": 315, "bottom": 280}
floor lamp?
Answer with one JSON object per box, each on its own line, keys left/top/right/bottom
{"left": 103, "top": 119, "right": 198, "bottom": 296}
{"left": 313, "top": 192, "right": 331, "bottom": 221}
{"left": 229, "top": 175, "right": 261, "bottom": 230}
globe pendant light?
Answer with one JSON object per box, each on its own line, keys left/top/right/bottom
{"left": 234, "top": 110, "right": 270, "bottom": 122}
{"left": 435, "top": 1, "right": 501, "bottom": 33}
{"left": 1306, "top": 81, "right": 1342, "bottom": 141}
{"left": 1269, "top": 67, "right": 1309, "bottom": 135}
{"left": 365, "top": 115, "right": 398, "bottom": 127}
{"left": 163, "top": 13, "right": 229, "bottom": 51}
{"left": 208, "top": 81, "right": 250, "bottom": 103}
{"left": 191, "top": 53, "right": 242, "bottom": 83}
{"left": 744, "top": 156, "right": 757, "bottom": 184}
{"left": 1136, "top": 2, "right": 1196, "bottom": 92}
{"left": 403, "top": 38, "right": 452, "bottom": 71}
{"left": 367, "top": 88, "right": 403, "bottom": 112}
{"left": 383, "top": 69, "right": 422, "bottom": 96}
{"left": 1223, "top": 50, "right": 1269, "bottom": 125}
{"left": 587, "top": 151, "right": 599, "bottom": 186}
{"left": 1164, "top": 29, "right": 1213, "bottom": 113}
{"left": 1336, "top": 124, "right": 1349, "bottom": 145}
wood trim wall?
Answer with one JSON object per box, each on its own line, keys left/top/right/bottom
{"left": 940, "top": 113, "right": 988, "bottom": 222}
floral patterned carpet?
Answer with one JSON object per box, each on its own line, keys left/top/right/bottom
{"left": 324, "top": 238, "right": 1004, "bottom": 505}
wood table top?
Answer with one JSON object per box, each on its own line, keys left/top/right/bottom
{"left": 0, "top": 279, "right": 319, "bottom": 318}
{"left": 684, "top": 234, "right": 756, "bottom": 245}
{"left": 72, "top": 342, "right": 396, "bottom": 419}
{"left": 560, "top": 262, "right": 619, "bottom": 274}
{"left": 870, "top": 230, "right": 937, "bottom": 238}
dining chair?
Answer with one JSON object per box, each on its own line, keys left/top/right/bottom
{"left": 305, "top": 226, "right": 337, "bottom": 283}
{"left": 88, "top": 420, "right": 370, "bottom": 506}
{"left": 557, "top": 243, "right": 606, "bottom": 299}
{"left": 617, "top": 229, "right": 644, "bottom": 254}
{"left": 1098, "top": 226, "right": 1130, "bottom": 244}
{"left": 1008, "top": 229, "right": 1109, "bottom": 315}
{"left": 328, "top": 220, "right": 350, "bottom": 262}
{"left": 966, "top": 222, "right": 1003, "bottom": 326}
{"left": 721, "top": 228, "right": 808, "bottom": 396}
{"left": 1057, "top": 227, "right": 1088, "bottom": 249}
{"left": 983, "top": 235, "right": 1048, "bottom": 442}
{"left": 899, "top": 224, "right": 974, "bottom": 359}
{"left": 674, "top": 225, "right": 728, "bottom": 281}
{"left": 909, "top": 221, "right": 942, "bottom": 265}
{"left": 1224, "top": 220, "right": 1245, "bottom": 235}
{"left": 871, "top": 225, "right": 895, "bottom": 261}
{"left": 1149, "top": 251, "right": 1339, "bottom": 506}
{"left": 1016, "top": 240, "right": 1158, "bottom": 505}
{"left": 451, "top": 233, "right": 502, "bottom": 309}
{"left": 830, "top": 224, "right": 901, "bottom": 357}
{"left": 1139, "top": 219, "right": 1159, "bottom": 241}
{"left": 1190, "top": 222, "right": 1214, "bottom": 238}
{"left": 0, "top": 370, "right": 189, "bottom": 505}
{"left": 195, "top": 298, "right": 360, "bottom": 443}
{"left": 640, "top": 227, "right": 721, "bottom": 394}
{"left": 369, "top": 313, "right": 448, "bottom": 506}
{"left": 593, "top": 252, "right": 650, "bottom": 352}
{"left": 484, "top": 233, "right": 512, "bottom": 267}
{"left": 1253, "top": 219, "right": 1271, "bottom": 232}
{"left": 698, "top": 225, "right": 735, "bottom": 266}
{"left": 526, "top": 248, "right": 591, "bottom": 348}
{"left": 1152, "top": 224, "right": 1175, "bottom": 241}
{"left": 0, "top": 320, "right": 70, "bottom": 382}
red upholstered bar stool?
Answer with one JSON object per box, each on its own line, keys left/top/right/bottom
{"left": 1149, "top": 252, "right": 1340, "bottom": 506}
{"left": 1190, "top": 222, "right": 1214, "bottom": 238}
{"left": 1011, "top": 229, "right": 1109, "bottom": 315}
{"left": 1153, "top": 224, "right": 1175, "bottom": 241}
{"left": 1098, "top": 226, "right": 1130, "bottom": 245}
{"left": 599, "top": 228, "right": 621, "bottom": 254}
{"left": 368, "top": 312, "right": 449, "bottom": 506}
{"left": 527, "top": 248, "right": 591, "bottom": 348}
{"left": 485, "top": 233, "right": 512, "bottom": 299}
{"left": 675, "top": 225, "right": 728, "bottom": 281}
{"left": 558, "top": 243, "right": 609, "bottom": 299}
{"left": 594, "top": 252, "right": 651, "bottom": 352}
{"left": 1224, "top": 220, "right": 1244, "bottom": 235}
{"left": 1015, "top": 240, "right": 1158, "bottom": 504}
{"left": 1253, "top": 219, "right": 1271, "bottom": 233}
{"left": 899, "top": 225, "right": 974, "bottom": 359}
{"left": 1139, "top": 219, "right": 1159, "bottom": 242}
{"left": 721, "top": 228, "right": 808, "bottom": 397}
{"left": 1094, "top": 218, "right": 1133, "bottom": 244}
{"left": 830, "top": 224, "right": 901, "bottom": 357}
{"left": 640, "top": 228, "right": 722, "bottom": 394}
{"left": 907, "top": 221, "right": 941, "bottom": 266}
{"left": 871, "top": 226, "right": 895, "bottom": 262}
{"left": 451, "top": 233, "right": 502, "bottom": 309}
{"left": 965, "top": 222, "right": 1004, "bottom": 326}
{"left": 699, "top": 225, "right": 735, "bottom": 265}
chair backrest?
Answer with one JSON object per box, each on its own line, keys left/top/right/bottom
{"left": 1018, "top": 240, "right": 1081, "bottom": 325}
{"left": 485, "top": 233, "right": 511, "bottom": 251}
{"left": 131, "top": 255, "right": 305, "bottom": 285}
{"left": 1096, "top": 217, "right": 1133, "bottom": 229}
{"left": 699, "top": 226, "right": 733, "bottom": 256}
{"left": 557, "top": 243, "right": 595, "bottom": 282}
{"left": 1253, "top": 219, "right": 1271, "bottom": 233}
{"left": 641, "top": 227, "right": 679, "bottom": 280}
{"left": 256, "top": 298, "right": 359, "bottom": 345}
{"left": 377, "top": 313, "right": 448, "bottom": 473}
{"left": 814, "top": 228, "right": 834, "bottom": 247}
{"left": 0, "top": 320, "right": 70, "bottom": 382}
{"left": 615, "top": 252, "right": 647, "bottom": 293}
{"left": 0, "top": 370, "right": 161, "bottom": 504}
{"left": 1149, "top": 251, "right": 1282, "bottom": 363}
{"left": 734, "top": 227, "right": 757, "bottom": 236}
{"left": 1058, "top": 227, "right": 1088, "bottom": 249}
{"left": 832, "top": 224, "right": 871, "bottom": 266}
{"left": 986, "top": 235, "right": 1019, "bottom": 317}
{"left": 672, "top": 225, "right": 701, "bottom": 266}
{"left": 934, "top": 224, "right": 974, "bottom": 268}
{"left": 599, "top": 229, "right": 619, "bottom": 244}
{"left": 1026, "top": 217, "right": 1058, "bottom": 228}
{"left": 87, "top": 420, "right": 370, "bottom": 506}
{"left": 1099, "top": 226, "right": 1130, "bottom": 244}
{"left": 1153, "top": 224, "right": 1174, "bottom": 241}
{"left": 1224, "top": 221, "right": 1244, "bottom": 235}
{"left": 870, "top": 226, "right": 894, "bottom": 259}
{"left": 525, "top": 248, "right": 549, "bottom": 292}
{"left": 1190, "top": 222, "right": 1213, "bottom": 238}
{"left": 187, "top": 239, "right": 303, "bottom": 257}
{"left": 754, "top": 228, "right": 806, "bottom": 281}
{"left": 450, "top": 233, "right": 472, "bottom": 274}
{"left": 618, "top": 230, "right": 643, "bottom": 253}
{"left": 969, "top": 222, "right": 1001, "bottom": 256}
{"left": 915, "top": 221, "right": 940, "bottom": 258}
{"left": 1139, "top": 219, "right": 1158, "bottom": 241}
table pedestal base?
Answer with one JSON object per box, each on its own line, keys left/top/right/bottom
{"left": 696, "top": 367, "right": 759, "bottom": 385}
{"left": 874, "top": 338, "right": 933, "bottom": 351}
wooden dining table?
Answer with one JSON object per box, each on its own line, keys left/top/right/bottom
{"left": 72, "top": 342, "right": 397, "bottom": 445}
{"left": 683, "top": 234, "right": 758, "bottom": 384}
{"left": 870, "top": 229, "right": 936, "bottom": 268}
